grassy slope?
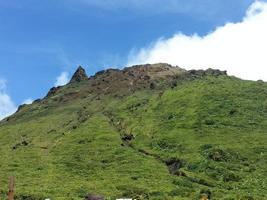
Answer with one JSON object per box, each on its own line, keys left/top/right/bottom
{"left": 0, "top": 75, "right": 267, "bottom": 199}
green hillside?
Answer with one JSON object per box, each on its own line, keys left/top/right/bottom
{"left": 0, "top": 64, "right": 266, "bottom": 200}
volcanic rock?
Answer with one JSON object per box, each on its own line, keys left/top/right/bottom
{"left": 70, "top": 66, "right": 88, "bottom": 83}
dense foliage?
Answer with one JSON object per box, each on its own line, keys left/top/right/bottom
{"left": 0, "top": 65, "right": 266, "bottom": 199}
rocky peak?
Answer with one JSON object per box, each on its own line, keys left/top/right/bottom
{"left": 70, "top": 66, "right": 88, "bottom": 83}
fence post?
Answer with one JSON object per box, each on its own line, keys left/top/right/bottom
{"left": 8, "top": 176, "right": 15, "bottom": 200}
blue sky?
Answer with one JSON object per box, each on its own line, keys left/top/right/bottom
{"left": 0, "top": 0, "right": 265, "bottom": 119}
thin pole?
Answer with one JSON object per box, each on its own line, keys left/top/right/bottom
{"left": 8, "top": 176, "right": 15, "bottom": 200}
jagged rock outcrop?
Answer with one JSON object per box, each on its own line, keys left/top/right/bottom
{"left": 46, "top": 86, "right": 61, "bottom": 97}
{"left": 69, "top": 66, "right": 88, "bottom": 83}
{"left": 15, "top": 64, "right": 229, "bottom": 115}
{"left": 39, "top": 64, "right": 229, "bottom": 104}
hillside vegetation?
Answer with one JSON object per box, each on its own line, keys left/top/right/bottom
{"left": 0, "top": 64, "right": 266, "bottom": 200}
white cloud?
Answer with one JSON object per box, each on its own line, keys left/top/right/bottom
{"left": 128, "top": 0, "right": 267, "bottom": 81}
{"left": 0, "top": 79, "right": 17, "bottom": 120}
{"left": 0, "top": 79, "right": 6, "bottom": 91}
{"left": 55, "top": 72, "right": 69, "bottom": 86}
{"left": 22, "top": 98, "right": 33, "bottom": 105}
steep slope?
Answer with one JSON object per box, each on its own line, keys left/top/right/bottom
{"left": 0, "top": 64, "right": 266, "bottom": 200}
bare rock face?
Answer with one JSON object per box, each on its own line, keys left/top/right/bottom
{"left": 189, "top": 68, "right": 227, "bottom": 77}
{"left": 46, "top": 86, "right": 61, "bottom": 97}
{"left": 70, "top": 66, "right": 88, "bottom": 83}
{"left": 44, "top": 64, "right": 228, "bottom": 103}
{"left": 123, "top": 63, "right": 186, "bottom": 80}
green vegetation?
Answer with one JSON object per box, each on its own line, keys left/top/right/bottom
{"left": 0, "top": 65, "right": 267, "bottom": 199}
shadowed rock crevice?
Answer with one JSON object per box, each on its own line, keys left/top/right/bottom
{"left": 12, "top": 138, "right": 29, "bottom": 150}
{"left": 85, "top": 194, "right": 104, "bottom": 200}
{"left": 104, "top": 111, "right": 190, "bottom": 180}
{"left": 165, "top": 159, "right": 185, "bottom": 176}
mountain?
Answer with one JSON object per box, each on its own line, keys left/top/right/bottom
{"left": 0, "top": 63, "right": 266, "bottom": 200}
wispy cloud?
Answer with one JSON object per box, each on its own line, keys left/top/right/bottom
{"left": 0, "top": 79, "right": 6, "bottom": 91}
{"left": 128, "top": 0, "right": 267, "bottom": 81}
{"left": 0, "top": 79, "right": 17, "bottom": 120}
{"left": 77, "top": 0, "right": 213, "bottom": 13}
{"left": 22, "top": 98, "right": 33, "bottom": 105}
{"left": 78, "top": 0, "right": 185, "bottom": 12}
{"left": 73, "top": 0, "right": 254, "bottom": 19}
{"left": 56, "top": 49, "right": 74, "bottom": 68}
{"left": 55, "top": 72, "right": 70, "bottom": 87}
